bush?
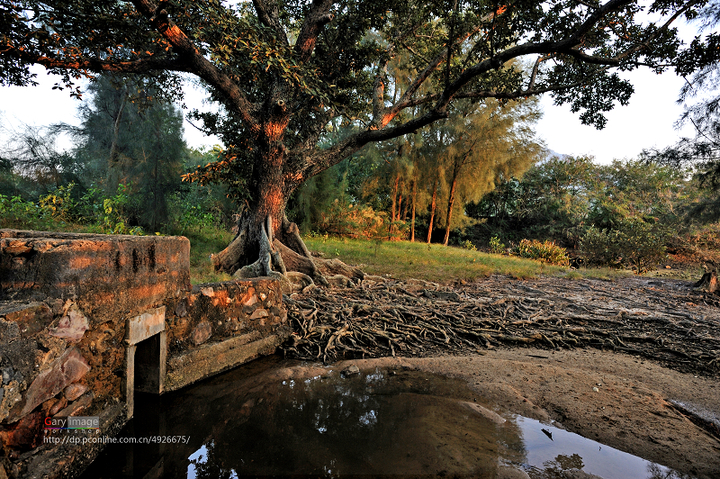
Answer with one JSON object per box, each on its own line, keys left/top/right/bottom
{"left": 317, "top": 199, "right": 408, "bottom": 241}
{"left": 461, "top": 239, "right": 477, "bottom": 251}
{"left": 489, "top": 235, "right": 505, "bottom": 254}
{"left": 0, "top": 184, "right": 144, "bottom": 235}
{"left": 0, "top": 194, "right": 55, "bottom": 230}
{"left": 579, "top": 220, "right": 668, "bottom": 273}
{"left": 514, "top": 239, "right": 570, "bottom": 266}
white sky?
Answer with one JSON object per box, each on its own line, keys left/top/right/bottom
{"left": 536, "top": 67, "right": 695, "bottom": 164}
{"left": 0, "top": 64, "right": 697, "bottom": 166}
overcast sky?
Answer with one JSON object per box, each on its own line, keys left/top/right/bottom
{"left": 0, "top": 63, "right": 696, "bottom": 165}
{"left": 536, "top": 67, "right": 695, "bottom": 164}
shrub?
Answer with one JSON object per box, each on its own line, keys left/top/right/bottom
{"left": 489, "top": 235, "right": 505, "bottom": 254}
{"left": 579, "top": 220, "right": 668, "bottom": 273}
{"left": 317, "top": 199, "right": 408, "bottom": 241}
{"left": 461, "top": 239, "right": 477, "bottom": 251}
{"left": 515, "top": 239, "right": 570, "bottom": 266}
{"left": 0, "top": 194, "right": 55, "bottom": 229}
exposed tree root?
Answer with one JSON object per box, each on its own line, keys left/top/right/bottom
{"left": 694, "top": 263, "right": 718, "bottom": 294}
{"left": 213, "top": 214, "right": 363, "bottom": 289}
{"left": 282, "top": 275, "right": 720, "bottom": 376}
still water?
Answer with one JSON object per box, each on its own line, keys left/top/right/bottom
{"left": 80, "top": 356, "right": 690, "bottom": 478}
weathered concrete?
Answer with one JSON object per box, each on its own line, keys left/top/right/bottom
{"left": 0, "top": 229, "right": 191, "bottom": 321}
{"left": 166, "top": 332, "right": 284, "bottom": 391}
{"left": 0, "top": 229, "right": 289, "bottom": 479}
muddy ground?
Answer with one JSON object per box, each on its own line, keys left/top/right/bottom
{"left": 282, "top": 275, "right": 720, "bottom": 478}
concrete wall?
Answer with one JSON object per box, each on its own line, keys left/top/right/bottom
{"left": 0, "top": 230, "right": 289, "bottom": 479}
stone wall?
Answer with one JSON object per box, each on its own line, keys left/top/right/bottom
{"left": 0, "top": 230, "right": 288, "bottom": 479}
{"left": 164, "top": 279, "right": 287, "bottom": 391}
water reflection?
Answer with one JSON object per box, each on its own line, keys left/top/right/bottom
{"left": 78, "top": 356, "right": 693, "bottom": 479}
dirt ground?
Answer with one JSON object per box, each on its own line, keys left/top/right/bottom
{"left": 332, "top": 349, "right": 720, "bottom": 478}
{"left": 282, "top": 275, "right": 720, "bottom": 478}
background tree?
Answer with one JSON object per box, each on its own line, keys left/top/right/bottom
{"left": 431, "top": 97, "right": 543, "bottom": 245}
{"left": 71, "top": 75, "right": 187, "bottom": 230}
{"left": 646, "top": 2, "right": 720, "bottom": 220}
{"left": 0, "top": 0, "right": 704, "bottom": 280}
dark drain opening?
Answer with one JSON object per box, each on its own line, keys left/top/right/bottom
{"left": 134, "top": 334, "right": 162, "bottom": 394}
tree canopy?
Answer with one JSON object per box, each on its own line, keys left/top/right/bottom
{"left": 0, "top": 0, "right": 707, "bottom": 278}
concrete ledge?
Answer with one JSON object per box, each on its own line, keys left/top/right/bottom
{"left": 165, "top": 333, "right": 286, "bottom": 392}
{"left": 0, "top": 229, "right": 190, "bottom": 321}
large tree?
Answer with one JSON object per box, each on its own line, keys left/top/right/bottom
{"left": 0, "top": 0, "right": 704, "bottom": 281}
{"left": 647, "top": 2, "right": 720, "bottom": 220}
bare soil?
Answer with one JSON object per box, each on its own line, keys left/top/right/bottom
{"left": 282, "top": 275, "right": 720, "bottom": 478}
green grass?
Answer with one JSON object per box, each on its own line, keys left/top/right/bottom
{"left": 179, "top": 228, "right": 234, "bottom": 285}
{"left": 2, "top": 211, "right": 701, "bottom": 284}
{"left": 304, "top": 236, "right": 709, "bottom": 284}
{"left": 305, "top": 236, "right": 574, "bottom": 283}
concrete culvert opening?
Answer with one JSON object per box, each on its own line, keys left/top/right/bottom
{"left": 134, "top": 334, "right": 163, "bottom": 394}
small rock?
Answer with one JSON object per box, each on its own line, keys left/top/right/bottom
{"left": 242, "top": 288, "right": 258, "bottom": 306}
{"left": 0, "top": 410, "right": 45, "bottom": 449}
{"left": 1, "top": 367, "right": 13, "bottom": 385}
{"left": 63, "top": 383, "right": 87, "bottom": 401}
{"left": 2, "top": 303, "right": 53, "bottom": 337}
{"left": 48, "top": 397, "right": 67, "bottom": 416}
{"left": 341, "top": 365, "right": 360, "bottom": 377}
{"left": 14, "top": 347, "right": 90, "bottom": 421}
{"left": 249, "top": 308, "right": 269, "bottom": 320}
{"left": 49, "top": 304, "right": 89, "bottom": 342}
{"left": 54, "top": 392, "right": 93, "bottom": 418}
{"left": 0, "top": 320, "right": 20, "bottom": 345}
{"left": 192, "top": 321, "right": 213, "bottom": 346}
{"left": 47, "top": 299, "right": 65, "bottom": 316}
{"left": 174, "top": 299, "right": 188, "bottom": 318}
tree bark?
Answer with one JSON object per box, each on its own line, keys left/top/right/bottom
{"left": 391, "top": 174, "right": 400, "bottom": 222}
{"left": 410, "top": 179, "right": 417, "bottom": 242}
{"left": 443, "top": 174, "right": 459, "bottom": 246}
{"left": 427, "top": 180, "right": 437, "bottom": 244}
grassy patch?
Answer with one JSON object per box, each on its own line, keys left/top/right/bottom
{"left": 305, "top": 236, "right": 570, "bottom": 283}
{"left": 179, "top": 228, "right": 234, "bottom": 285}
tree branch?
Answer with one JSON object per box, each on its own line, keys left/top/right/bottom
{"left": 252, "top": 0, "right": 290, "bottom": 46}
{"left": 307, "top": 0, "right": 641, "bottom": 177}
{"left": 294, "top": 0, "right": 335, "bottom": 63}
{"left": 5, "top": 48, "right": 191, "bottom": 75}
{"left": 374, "top": 25, "right": 483, "bottom": 129}
{"left": 131, "top": 0, "right": 261, "bottom": 134}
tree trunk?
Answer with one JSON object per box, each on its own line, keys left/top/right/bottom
{"left": 427, "top": 180, "right": 437, "bottom": 244}
{"left": 443, "top": 175, "right": 458, "bottom": 246}
{"left": 211, "top": 137, "right": 363, "bottom": 287}
{"left": 410, "top": 179, "right": 417, "bottom": 242}
{"left": 391, "top": 174, "right": 400, "bottom": 222}
{"left": 107, "top": 91, "right": 127, "bottom": 193}
{"left": 397, "top": 193, "right": 404, "bottom": 222}
{"left": 694, "top": 266, "right": 718, "bottom": 294}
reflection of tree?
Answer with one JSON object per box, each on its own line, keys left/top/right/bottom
{"left": 190, "top": 441, "right": 238, "bottom": 479}
{"left": 526, "top": 455, "right": 692, "bottom": 479}
{"left": 529, "top": 453, "right": 585, "bottom": 479}
{"left": 646, "top": 463, "right": 694, "bottom": 479}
